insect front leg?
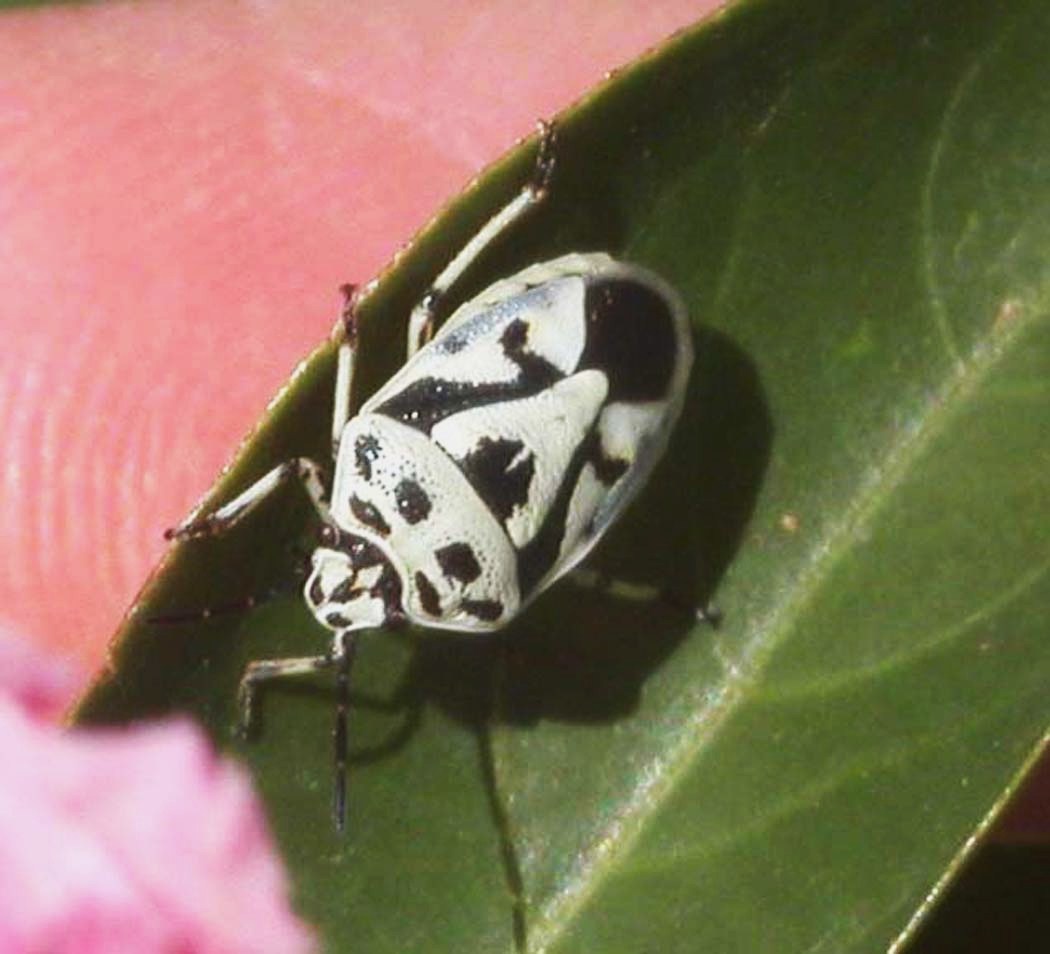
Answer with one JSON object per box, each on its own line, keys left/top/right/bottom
{"left": 405, "top": 119, "right": 558, "bottom": 359}
{"left": 237, "top": 652, "right": 339, "bottom": 736}
{"left": 238, "top": 631, "right": 358, "bottom": 832}
{"left": 165, "top": 458, "right": 329, "bottom": 541}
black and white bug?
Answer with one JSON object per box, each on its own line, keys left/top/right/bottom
{"left": 165, "top": 123, "right": 693, "bottom": 829}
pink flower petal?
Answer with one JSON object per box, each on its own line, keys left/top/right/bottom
{"left": 0, "top": 701, "right": 315, "bottom": 953}
{"left": 0, "top": 623, "right": 81, "bottom": 722}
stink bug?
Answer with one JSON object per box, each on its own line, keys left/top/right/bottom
{"left": 165, "top": 122, "right": 694, "bottom": 829}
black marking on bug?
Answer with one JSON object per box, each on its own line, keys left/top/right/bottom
{"left": 395, "top": 478, "right": 432, "bottom": 524}
{"left": 414, "top": 571, "right": 442, "bottom": 616}
{"left": 500, "top": 318, "right": 561, "bottom": 387}
{"left": 326, "top": 612, "right": 354, "bottom": 628}
{"left": 324, "top": 530, "right": 388, "bottom": 568}
{"left": 515, "top": 429, "right": 609, "bottom": 597}
{"left": 354, "top": 434, "right": 381, "bottom": 480}
{"left": 329, "top": 578, "right": 359, "bottom": 604}
{"left": 376, "top": 379, "right": 518, "bottom": 434}
{"left": 459, "top": 437, "right": 536, "bottom": 524}
{"left": 307, "top": 577, "right": 326, "bottom": 607}
{"left": 435, "top": 542, "right": 482, "bottom": 585}
{"left": 461, "top": 598, "right": 503, "bottom": 622}
{"left": 345, "top": 533, "right": 383, "bottom": 562}
{"left": 350, "top": 495, "right": 391, "bottom": 537}
{"left": 372, "top": 562, "right": 406, "bottom": 624}
{"left": 375, "top": 312, "right": 562, "bottom": 434}
{"left": 589, "top": 443, "right": 629, "bottom": 486}
{"left": 580, "top": 279, "right": 678, "bottom": 402}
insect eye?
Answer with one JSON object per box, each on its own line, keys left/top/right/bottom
{"left": 317, "top": 524, "right": 338, "bottom": 548}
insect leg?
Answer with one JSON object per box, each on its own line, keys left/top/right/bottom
{"left": 331, "top": 283, "right": 358, "bottom": 459}
{"left": 405, "top": 119, "right": 557, "bottom": 359}
{"left": 237, "top": 631, "right": 357, "bottom": 832}
{"left": 165, "top": 458, "right": 329, "bottom": 541}
{"left": 567, "top": 568, "right": 721, "bottom": 626}
{"left": 237, "top": 652, "right": 338, "bottom": 736}
{"left": 332, "top": 631, "right": 356, "bottom": 833}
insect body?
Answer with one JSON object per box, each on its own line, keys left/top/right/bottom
{"left": 166, "top": 123, "right": 692, "bottom": 829}
{"left": 319, "top": 252, "right": 691, "bottom": 635}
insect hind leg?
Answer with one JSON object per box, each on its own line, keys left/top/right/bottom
{"left": 405, "top": 119, "right": 558, "bottom": 359}
{"left": 567, "top": 568, "right": 721, "bottom": 627}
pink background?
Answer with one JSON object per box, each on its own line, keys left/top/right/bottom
{"left": 1, "top": 1, "right": 1044, "bottom": 832}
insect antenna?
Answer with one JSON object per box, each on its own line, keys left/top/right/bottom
{"left": 332, "top": 630, "right": 357, "bottom": 833}
{"left": 146, "top": 585, "right": 291, "bottom": 625}
{"left": 148, "top": 544, "right": 311, "bottom": 625}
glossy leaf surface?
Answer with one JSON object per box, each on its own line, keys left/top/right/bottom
{"left": 78, "top": 0, "right": 1050, "bottom": 950}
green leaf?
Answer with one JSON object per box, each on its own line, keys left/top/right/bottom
{"left": 77, "top": 0, "right": 1050, "bottom": 950}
